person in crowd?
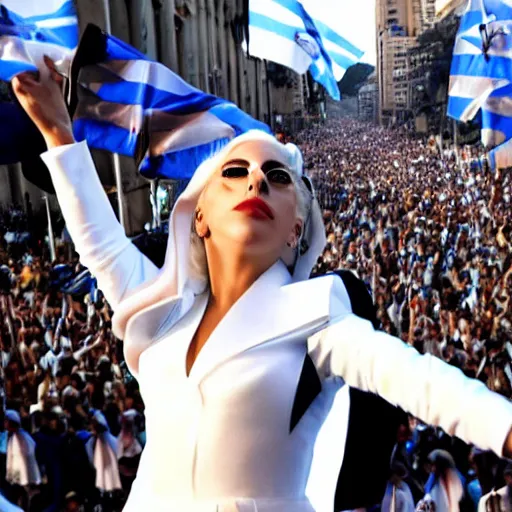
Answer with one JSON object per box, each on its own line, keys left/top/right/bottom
{"left": 478, "top": 464, "right": 512, "bottom": 512}
{"left": 381, "top": 461, "right": 416, "bottom": 512}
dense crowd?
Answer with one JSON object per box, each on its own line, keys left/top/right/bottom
{"left": 0, "top": 119, "right": 510, "bottom": 511}
{"left": 295, "top": 119, "right": 512, "bottom": 511}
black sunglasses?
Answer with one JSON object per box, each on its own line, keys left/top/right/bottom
{"left": 222, "top": 166, "right": 293, "bottom": 186}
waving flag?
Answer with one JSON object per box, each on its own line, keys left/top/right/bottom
{"left": 0, "top": 0, "right": 78, "bottom": 80}
{"left": 247, "top": 0, "right": 364, "bottom": 100}
{"left": 0, "top": 0, "right": 78, "bottom": 166}
{"left": 70, "top": 24, "right": 272, "bottom": 180}
{"left": 447, "top": 0, "right": 512, "bottom": 166}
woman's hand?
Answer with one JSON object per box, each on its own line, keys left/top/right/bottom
{"left": 11, "top": 56, "right": 75, "bottom": 149}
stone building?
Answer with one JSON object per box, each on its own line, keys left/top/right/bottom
{"left": 1, "top": 0, "right": 302, "bottom": 235}
{"left": 358, "top": 72, "right": 379, "bottom": 123}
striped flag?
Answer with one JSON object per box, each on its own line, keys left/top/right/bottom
{"left": 0, "top": 0, "right": 78, "bottom": 80}
{"left": 0, "top": 0, "right": 78, "bottom": 166}
{"left": 247, "top": 0, "right": 364, "bottom": 100}
{"left": 71, "top": 25, "right": 272, "bottom": 180}
{"left": 447, "top": 0, "right": 512, "bottom": 163}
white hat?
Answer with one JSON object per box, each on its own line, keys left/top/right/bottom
{"left": 112, "top": 130, "right": 326, "bottom": 341}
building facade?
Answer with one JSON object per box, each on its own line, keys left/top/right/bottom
{"left": 376, "top": 0, "right": 436, "bottom": 124}
{"left": 358, "top": 72, "right": 379, "bottom": 123}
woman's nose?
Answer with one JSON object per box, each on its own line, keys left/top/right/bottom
{"left": 247, "top": 169, "right": 269, "bottom": 195}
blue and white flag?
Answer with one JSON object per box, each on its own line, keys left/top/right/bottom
{"left": 247, "top": 0, "right": 365, "bottom": 100}
{"left": 71, "top": 25, "right": 272, "bottom": 180}
{"left": 0, "top": 0, "right": 78, "bottom": 166}
{"left": 447, "top": 0, "right": 512, "bottom": 157}
{"left": 0, "top": 0, "right": 78, "bottom": 80}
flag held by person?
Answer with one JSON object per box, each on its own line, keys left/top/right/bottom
{"left": 70, "top": 24, "right": 272, "bottom": 181}
{"left": 247, "top": 0, "right": 364, "bottom": 101}
{"left": 447, "top": 0, "right": 512, "bottom": 165}
{"left": 0, "top": 0, "right": 78, "bottom": 167}
{"left": 0, "top": 0, "right": 78, "bottom": 81}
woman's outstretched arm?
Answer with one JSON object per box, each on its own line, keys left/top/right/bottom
{"left": 12, "top": 59, "right": 159, "bottom": 311}
{"left": 308, "top": 312, "right": 512, "bottom": 458}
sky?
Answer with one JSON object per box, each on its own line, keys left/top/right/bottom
{"left": 357, "top": 0, "right": 377, "bottom": 65}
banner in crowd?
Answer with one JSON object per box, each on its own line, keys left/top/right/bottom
{"left": 247, "top": 0, "right": 364, "bottom": 100}
{"left": 70, "top": 24, "right": 272, "bottom": 180}
{"left": 447, "top": 0, "right": 512, "bottom": 168}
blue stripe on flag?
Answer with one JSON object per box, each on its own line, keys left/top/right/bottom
{"left": 249, "top": 12, "right": 302, "bottom": 39}
{"left": 314, "top": 19, "right": 364, "bottom": 60}
{"left": 447, "top": 94, "right": 477, "bottom": 120}
{"left": 73, "top": 118, "right": 138, "bottom": 156}
{"left": 103, "top": 30, "right": 147, "bottom": 62}
{"left": 481, "top": 110, "right": 512, "bottom": 140}
{"left": 140, "top": 138, "right": 232, "bottom": 180}
{"left": 90, "top": 80, "right": 225, "bottom": 112}
{"left": 450, "top": 55, "right": 512, "bottom": 82}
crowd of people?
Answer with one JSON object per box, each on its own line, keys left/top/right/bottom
{"left": 0, "top": 118, "right": 510, "bottom": 511}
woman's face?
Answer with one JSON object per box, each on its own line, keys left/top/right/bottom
{"left": 198, "top": 140, "right": 302, "bottom": 259}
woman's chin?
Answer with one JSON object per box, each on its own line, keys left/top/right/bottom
{"left": 217, "top": 223, "right": 281, "bottom": 250}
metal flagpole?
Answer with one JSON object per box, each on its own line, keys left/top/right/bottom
{"left": 150, "top": 180, "right": 161, "bottom": 230}
{"left": 43, "top": 196, "right": 56, "bottom": 262}
{"left": 453, "top": 119, "right": 459, "bottom": 169}
{"left": 101, "top": 0, "right": 127, "bottom": 231}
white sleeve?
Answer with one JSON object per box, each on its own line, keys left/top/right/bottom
{"left": 308, "top": 313, "right": 512, "bottom": 457}
{"left": 40, "top": 141, "right": 160, "bottom": 311}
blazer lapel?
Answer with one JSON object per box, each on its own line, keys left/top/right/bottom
{"left": 188, "top": 261, "right": 351, "bottom": 383}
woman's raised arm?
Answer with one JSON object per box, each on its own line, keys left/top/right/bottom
{"left": 12, "top": 59, "right": 159, "bottom": 311}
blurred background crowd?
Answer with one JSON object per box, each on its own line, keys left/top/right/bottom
{"left": 0, "top": 119, "right": 511, "bottom": 511}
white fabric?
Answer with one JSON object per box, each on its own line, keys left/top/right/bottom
{"left": 478, "top": 486, "right": 512, "bottom": 512}
{"left": 41, "top": 140, "right": 512, "bottom": 512}
{"left": 6, "top": 430, "right": 41, "bottom": 486}
{"left": 382, "top": 482, "right": 416, "bottom": 512}
{"left": 86, "top": 432, "right": 122, "bottom": 492}
{"left": 427, "top": 470, "right": 464, "bottom": 512}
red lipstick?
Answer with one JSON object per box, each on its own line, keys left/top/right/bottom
{"left": 234, "top": 197, "right": 274, "bottom": 220}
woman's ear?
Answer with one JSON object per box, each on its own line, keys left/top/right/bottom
{"left": 194, "top": 208, "right": 210, "bottom": 239}
{"left": 286, "top": 218, "right": 303, "bottom": 249}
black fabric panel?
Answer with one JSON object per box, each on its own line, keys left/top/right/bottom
{"left": 289, "top": 354, "right": 322, "bottom": 433}
{"left": 330, "top": 270, "right": 408, "bottom": 510}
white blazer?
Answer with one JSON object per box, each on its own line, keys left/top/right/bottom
{"left": 41, "top": 142, "right": 512, "bottom": 512}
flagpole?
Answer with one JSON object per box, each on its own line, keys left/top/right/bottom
{"left": 100, "top": 0, "right": 127, "bottom": 232}
{"left": 150, "top": 180, "right": 161, "bottom": 229}
{"left": 453, "top": 119, "right": 459, "bottom": 169}
{"left": 113, "top": 154, "right": 127, "bottom": 231}
{"left": 264, "top": 60, "right": 274, "bottom": 131}
{"left": 43, "top": 196, "right": 56, "bottom": 263}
